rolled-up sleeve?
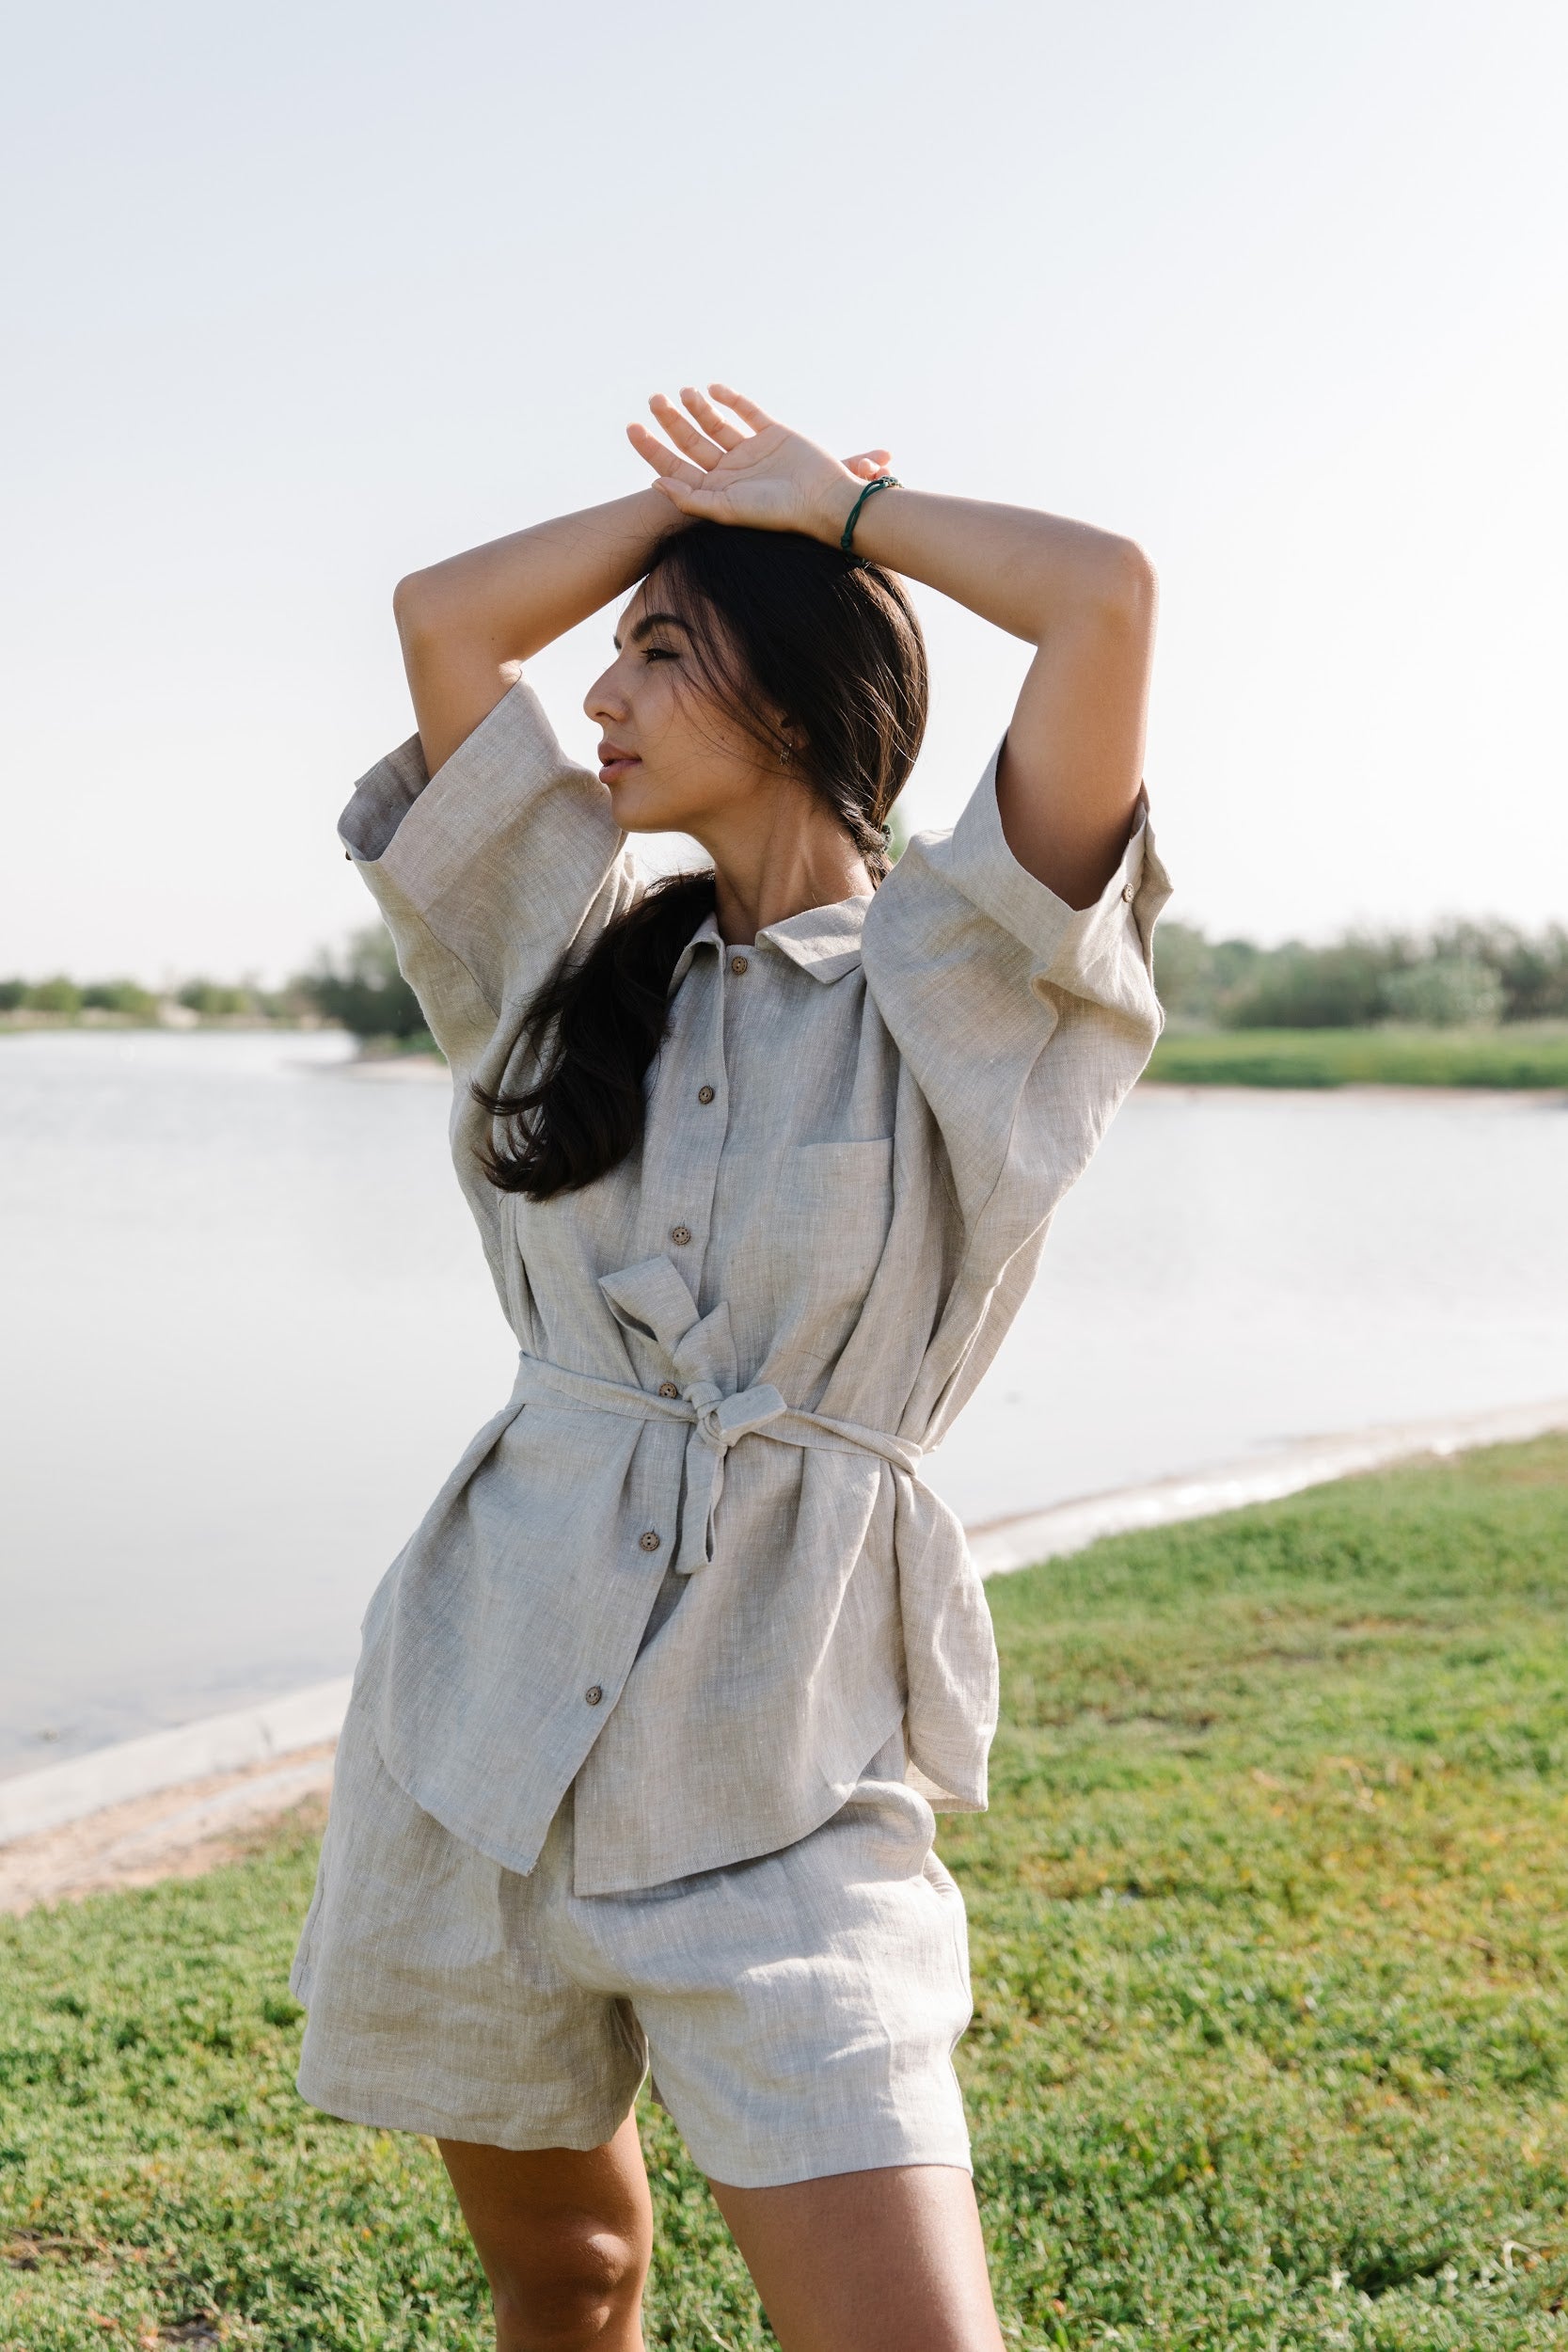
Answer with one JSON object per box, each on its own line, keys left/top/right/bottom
{"left": 339, "top": 681, "right": 637, "bottom": 1073}
{"left": 940, "top": 747, "right": 1168, "bottom": 1018}
{"left": 863, "top": 743, "right": 1172, "bottom": 1244}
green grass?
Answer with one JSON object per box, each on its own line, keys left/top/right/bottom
{"left": 5, "top": 1437, "right": 1568, "bottom": 2348}
{"left": 1143, "top": 1024, "right": 1568, "bottom": 1089}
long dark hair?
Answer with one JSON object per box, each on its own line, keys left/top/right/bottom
{"left": 475, "top": 522, "right": 928, "bottom": 1200}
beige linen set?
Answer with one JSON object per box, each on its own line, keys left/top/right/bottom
{"left": 294, "top": 678, "right": 1169, "bottom": 2181}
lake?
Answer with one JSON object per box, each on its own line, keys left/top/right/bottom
{"left": 3, "top": 1028, "right": 1565, "bottom": 1775}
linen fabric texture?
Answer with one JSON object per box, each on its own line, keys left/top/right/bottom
{"left": 292, "top": 1697, "right": 973, "bottom": 2185}
{"left": 338, "top": 680, "right": 1171, "bottom": 1896}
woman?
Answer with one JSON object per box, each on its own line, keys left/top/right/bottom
{"left": 293, "top": 385, "right": 1168, "bottom": 2352}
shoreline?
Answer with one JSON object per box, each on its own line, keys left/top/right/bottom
{"left": 7, "top": 1392, "right": 1566, "bottom": 1915}
{"left": 8, "top": 1021, "right": 1568, "bottom": 1093}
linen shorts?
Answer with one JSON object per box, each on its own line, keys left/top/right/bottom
{"left": 291, "top": 1699, "right": 974, "bottom": 2189}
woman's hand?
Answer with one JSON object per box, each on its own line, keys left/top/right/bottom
{"left": 627, "top": 385, "right": 891, "bottom": 541}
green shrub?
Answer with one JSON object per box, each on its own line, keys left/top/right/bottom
{"left": 23, "top": 977, "right": 83, "bottom": 1016}
{"left": 1429, "top": 918, "right": 1568, "bottom": 1021}
{"left": 1222, "top": 940, "right": 1400, "bottom": 1030}
{"left": 1380, "top": 957, "right": 1505, "bottom": 1027}
{"left": 80, "top": 980, "right": 160, "bottom": 1019}
{"left": 177, "top": 980, "right": 253, "bottom": 1018}
{"left": 1151, "top": 924, "right": 1265, "bottom": 1025}
{"left": 295, "top": 925, "right": 429, "bottom": 1043}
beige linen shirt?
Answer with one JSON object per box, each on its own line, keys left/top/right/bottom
{"left": 341, "top": 680, "right": 1171, "bottom": 1895}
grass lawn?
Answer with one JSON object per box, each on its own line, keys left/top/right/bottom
{"left": 1143, "top": 1025, "right": 1568, "bottom": 1089}
{"left": 5, "top": 1436, "right": 1568, "bottom": 2348}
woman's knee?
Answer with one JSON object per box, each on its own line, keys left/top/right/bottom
{"left": 489, "top": 2214, "right": 644, "bottom": 2352}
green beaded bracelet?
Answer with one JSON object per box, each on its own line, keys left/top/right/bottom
{"left": 839, "top": 473, "right": 900, "bottom": 553}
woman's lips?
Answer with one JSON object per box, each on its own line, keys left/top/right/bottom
{"left": 597, "top": 743, "right": 641, "bottom": 784}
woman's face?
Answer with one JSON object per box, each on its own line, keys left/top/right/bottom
{"left": 582, "top": 581, "right": 786, "bottom": 838}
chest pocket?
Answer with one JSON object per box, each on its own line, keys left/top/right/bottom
{"left": 749, "top": 1136, "right": 895, "bottom": 1360}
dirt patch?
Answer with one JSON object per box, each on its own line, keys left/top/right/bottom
{"left": 0, "top": 1745, "right": 335, "bottom": 1915}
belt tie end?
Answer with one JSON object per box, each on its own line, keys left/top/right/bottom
{"left": 676, "top": 1380, "right": 787, "bottom": 1572}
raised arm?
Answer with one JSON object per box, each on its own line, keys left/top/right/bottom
{"left": 390, "top": 489, "right": 685, "bottom": 778}
{"left": 392, "top": 422, "right": 900, "bottom": 781}
{"left": 630, "top": 386, "right": 1157, "bottom": 911}
{"left": 835, "top": 493, "right": 1154, "bottom": 912}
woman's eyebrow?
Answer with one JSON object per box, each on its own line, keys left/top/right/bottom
{"left": 611, "top": 612, "right": 692, "bottom": 651}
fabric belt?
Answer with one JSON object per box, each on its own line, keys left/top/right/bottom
{"left": 510, "top": 1350, "right": 923, "bottom": 1576}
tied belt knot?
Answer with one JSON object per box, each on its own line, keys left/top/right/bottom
{"left": 509, "top": 1254, "right": 922, "bottom": 1575}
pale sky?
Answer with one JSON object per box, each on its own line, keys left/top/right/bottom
{"left": 3, "top": 0, "right": 1564, "bottom": 983}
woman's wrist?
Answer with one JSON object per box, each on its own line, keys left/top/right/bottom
{"left": 584, "top": 485, "right": 689, "bottom": 564}
{"left": 810, "top": 472, "right": 870, "bottom": 547}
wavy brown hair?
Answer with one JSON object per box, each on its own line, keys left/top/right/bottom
{"left": 475, "top": 522, "right": 928, "bottom": 1200}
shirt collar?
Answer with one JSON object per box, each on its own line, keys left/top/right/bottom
{"left": 757, "top": 895, "right": 870, "bottom": 984}
{"left": 668, "top": 896, "right": 870, "bottom": 993}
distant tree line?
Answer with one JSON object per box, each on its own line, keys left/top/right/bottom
{"left": 13, "top": 913, "right": 1567, "bottom": 1046}
{"left": 1, "top": 929, "right": 432, "bottom": 1045}
{"left": 1154, "top": 918, "right": 1568, "bottom": 1029}
{"left": 0, "top": 975, "right": 310, "bottom": 1021}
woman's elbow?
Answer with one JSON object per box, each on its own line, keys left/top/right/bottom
{"left": 392, "top": 568, "right": 438, "bottom": 650}
{"left": 1101, "top": 535, "right": 1159, "bottom": 630}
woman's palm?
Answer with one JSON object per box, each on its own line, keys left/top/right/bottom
{"left": 628, "top": 384, "right": 890, "bottom": 536}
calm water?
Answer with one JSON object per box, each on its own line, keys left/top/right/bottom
{"left": 4, "top": 1029, "right": 1565, "bottom": 1776}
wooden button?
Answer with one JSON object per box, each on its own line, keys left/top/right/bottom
{"left": 729, "top": 954, "right": 749, "bottom": 975}
{"left": 639, "top": 1529, "right": 662, "bottom": 1552}
{"left": 585, "top": 1684, "right": 604, "bottom": 1705}
{"left": 657, "top": 1381, "right": 679, "bottom": 1399}
{"left": 670, "top": 1224, "right": 691, "bottom": 1246}
{"left": 697, "top": 1085, "right": 715, "bottom": 1104}
{"left": 1121, "top": 883, "right": 1134, "bottom": 903}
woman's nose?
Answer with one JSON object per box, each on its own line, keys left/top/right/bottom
{"left": 583, "top": 666, "right": 626, "bottom": 725}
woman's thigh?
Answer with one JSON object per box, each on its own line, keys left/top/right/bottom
{"left": 439, "top": 2119, "right": 653, "bottom": 2352}
{"left": 710, "top": 2164, "right": 1004, "bottom": 2352}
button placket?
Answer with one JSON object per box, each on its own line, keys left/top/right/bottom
{"left": 651, "top": 940, "right": 728, "bottom": 1278}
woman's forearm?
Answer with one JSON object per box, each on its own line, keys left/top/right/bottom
{"left": 822, "top": 486, "right": 1152, "bottom": 652}
{"left": 393, "top": 488, "right": 682, "bottom": 776}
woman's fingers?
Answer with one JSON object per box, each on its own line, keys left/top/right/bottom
{"left": 626, "top": 422, "right": 678, "bottom": 475}
{"left": 707, "top": 382, "right": 775, "bottom": 432}
{"left": 681, "top": 386, "right": 746, "bottom": 451}
{"left": 647, "top": 392, "right": 728, "bottom": 471}
{"left": 626, "top": 422, "right": 705, "bottom": 488}
{"left": 845, "top": 450, "right": 895, "bottom": 479}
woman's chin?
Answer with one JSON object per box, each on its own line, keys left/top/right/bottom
{"left": 609, "top": 783, "right": 691, "bottom": 836}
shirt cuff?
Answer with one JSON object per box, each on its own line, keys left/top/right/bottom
{"left": 942, "top": 741, "right": 1172, "bottom": 1001}
{"left": 339, "top": 734, "right": 430, "bottom": 863}
{"left": 336, "top": 679, "right": 597, "bottom": 891}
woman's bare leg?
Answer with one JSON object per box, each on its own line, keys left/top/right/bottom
{"left": 438, "top": 2118, "right": 653, "bottom": 2352}
{"left": 709, "top": 2164, "right": 1004, "bottom": 2352}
